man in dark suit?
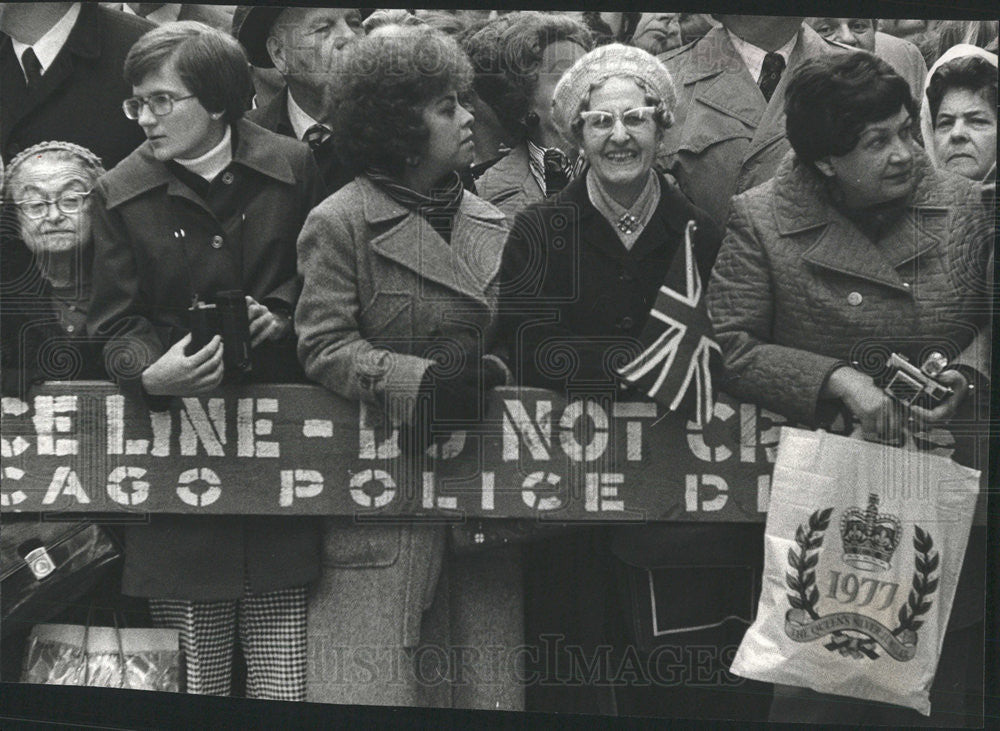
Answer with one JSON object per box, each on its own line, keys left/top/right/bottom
{"left": 0, "top": 2, "right": 152, "bottom": 166}
{"left": 235, "top": 6, "right": 366, "bottom": 195}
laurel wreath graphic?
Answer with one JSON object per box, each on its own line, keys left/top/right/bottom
{"left": 785, "top": 507, "right": 831, "bottom": 621}
{"left": 785, "top": 509, "right": 938, "bottom": 661}
{"left": 894, "top": 526, "right": 939, "bottom": 636}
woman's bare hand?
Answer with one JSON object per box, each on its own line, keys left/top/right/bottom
{"left": 246, "top": 295, "right": 291, "bottom": 347}
{"left": 141, "top": 333, "right": 224, "bottom": 396}
{"left": 825, "top": 366, "right": 906, "bottom": 444}
{"left": 908, "top": 369, "right": 968, "bottom": 427}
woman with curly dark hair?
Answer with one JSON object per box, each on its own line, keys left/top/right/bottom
{"left": 295, "top": 26, "right": 522, "bottom": 709}
{"left": 467, "top": 11, "right": 593, "bottom": 218}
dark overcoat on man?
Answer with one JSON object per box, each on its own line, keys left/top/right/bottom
{"left": 246, "top": 87, "right": 353, "bottom": 196}
{"left": 1, "top": 3, "right": 151, "bottom": 166}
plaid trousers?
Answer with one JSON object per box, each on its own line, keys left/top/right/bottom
{"left": 148, "top": 581, "right": 307, "bottom": 700}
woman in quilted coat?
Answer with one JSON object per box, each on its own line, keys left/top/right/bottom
{"left": 708, "top": 52, "right": 991, "bottom": 727}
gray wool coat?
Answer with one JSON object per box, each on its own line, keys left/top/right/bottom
{"left": 295, "top": 174, "right": 523, "bottom": 708}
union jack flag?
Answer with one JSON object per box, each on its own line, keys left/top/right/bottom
{"left": 616, "top": 220, "right": 721, "bottom": 426}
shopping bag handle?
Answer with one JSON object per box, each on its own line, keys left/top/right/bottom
{"left": 81, "top": 605, "right": 129, "bottom": 689}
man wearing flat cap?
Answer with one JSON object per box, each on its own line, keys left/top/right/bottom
{"left": 235, "top": 5, "right": 366, "bottom": 194}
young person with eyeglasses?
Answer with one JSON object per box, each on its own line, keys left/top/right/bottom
{"left": 87, "top": 20, "right": 324, "bottom": 700}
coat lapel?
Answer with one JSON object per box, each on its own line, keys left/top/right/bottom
{"left": 778, "top": 150, "right": 947, "bottom": 294}
{"left": 363, "top": 178, "right": 506, "bottom": 305}
{"left": 561, "top": 176, "right": 627, "bottom": 262}
{"left": 249, "top": 87, "right": 294, "bottom": 138}
{"left": 800, "top": 221, "right": 911, "bottom": 292}
{"left": 684, "top": 26, "right": 764, "bottom": 129}
{"left": 6, "top": 3, "right": 101, "bottom": 136}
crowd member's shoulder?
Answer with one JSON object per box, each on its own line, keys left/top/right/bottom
{"left": 657, "top": 36, "right": 700, "bottom": 66}
{"left": 95, "top": 143, "right": 165, "bottom": 209}
{"left": 94, "top": 2, "right": 156, "bottom": 39}
{"left": 920, "top": 157, "right": 988, "bottom": 210}
{"left": 459, "top": 188, "right": 508, "bottom": 227}
{"left": 241, "top": 117, "right": 309, "bottom": 161}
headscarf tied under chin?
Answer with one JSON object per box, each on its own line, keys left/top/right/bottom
{"left": 551, "top": 43, "right": 676, "bottom": 146}
{"left": 919, "top": 44, "right": 998, "bottom": 170}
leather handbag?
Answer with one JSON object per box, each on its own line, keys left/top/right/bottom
{"left": 1, "top": 519, "right": 122, "bottom": 637}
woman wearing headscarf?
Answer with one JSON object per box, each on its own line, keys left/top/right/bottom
{"left": 295, "top": 26, "right": 520, "bottom": 709}
{"left": 2, "top": 141, "right": 107, "bottom": 396}
{"left": 87, "top": 21, "right": 324, "bottom": 700}
{"left": 468, "top": 12, "right": 593, "bottom": 219}
{"left": 708, "top": 52, "right": 991, "bottom": 726}
{"left": 497, "top": 44, "right": 727, "bottom": 715}
{"left": 919, "top": 43, "right": 998, "bottom": 185}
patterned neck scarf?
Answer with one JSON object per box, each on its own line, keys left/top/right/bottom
{"left": 587, "top": 169, "right": 661, "bottom": 249}
{"left": 365, "top": 169, "right": 465, "bottom": 244}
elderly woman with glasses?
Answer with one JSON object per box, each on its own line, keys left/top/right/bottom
{"left": 496, "top": 44, "right": 727, "bottom": 715}
{"left": 1, "top": 141, "right": 107, "bottom": 397}
{"left": 87, "top": 21, "right": 324, "bottom": 700}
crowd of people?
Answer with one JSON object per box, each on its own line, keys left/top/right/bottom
{"left": 1, "top": 4, "right": 995, "bottom": 724}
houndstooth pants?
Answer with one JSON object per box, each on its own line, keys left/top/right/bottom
{"left": 148, "top": 580, "right": 307, "bottom": 699}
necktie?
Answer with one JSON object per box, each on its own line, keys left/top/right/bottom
{"left": 303, "top": 124, "right": 331, "bottom": 152}
{"left": 758, "top": 52, "right": 785, "bottom": 103}
{"left": 543, "top": 148, "right": 570, "bottom": 197}
{"left": 21, "top": 47, "right": 43, "bottom": 88}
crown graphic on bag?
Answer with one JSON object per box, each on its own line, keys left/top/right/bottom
{"left": 840, "top": 494, "right": 902, "bottom": 571}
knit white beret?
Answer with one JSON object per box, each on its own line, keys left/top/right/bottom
{"left": 551, "top": 43, "right": 677, "bottom": 141}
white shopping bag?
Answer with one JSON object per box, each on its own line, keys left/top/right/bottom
{"left": 730, "top": 427, "right": 979, "bottom": 715}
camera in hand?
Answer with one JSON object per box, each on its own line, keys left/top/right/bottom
{"left": 883, "top": 352, "right": 953, "bottom": 409}
{"left": 187, "top": 290, "right": 252, "bottom": 380}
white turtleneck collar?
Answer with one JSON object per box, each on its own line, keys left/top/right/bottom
{"left": 174, "top": 125, "right": 233, "bottom": 182}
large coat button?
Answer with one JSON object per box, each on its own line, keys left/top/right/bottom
{"left": 847, "top": 291, "right": 863, "bottom": 306}
{"left": 221, "top": 171, "right": 234, "bottom": 185}
{"left": 618, "top": 316, "right": 635, "bottom": 330}
{"left": 211, "top": 235, "right": 224, "bottom": 249}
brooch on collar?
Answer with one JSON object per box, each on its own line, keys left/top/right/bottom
{"left": 617, "top": 212, "right": 639, "bottom": 235}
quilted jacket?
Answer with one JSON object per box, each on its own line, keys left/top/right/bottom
{"left": 707, "top": 148, "right": 991, "bottom": 428}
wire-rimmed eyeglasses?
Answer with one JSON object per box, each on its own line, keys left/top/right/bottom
{"left": 122, "top": 93, "right": 196, "bottom": 120}
{"left": 15, "top": 192, "right": 92, "bottom": 219}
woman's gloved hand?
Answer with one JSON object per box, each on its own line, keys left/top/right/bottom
{"left": 419, "top": 354, "right": 507, "bottom": 426}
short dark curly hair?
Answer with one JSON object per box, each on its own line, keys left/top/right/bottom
{"left": 785, "top": 52, "right": 915, "bottom": 165}
{"left": 123, "top": 21, "right": 252, "bottom": 124}
{"left": 334, "top": 26, "right": 473, "bottom": 177}
{"left": 462, "top": 12, "right": 592, "bottom": 141}
{"left": 925, "top": 55, "right": 998, "bottom": 128}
